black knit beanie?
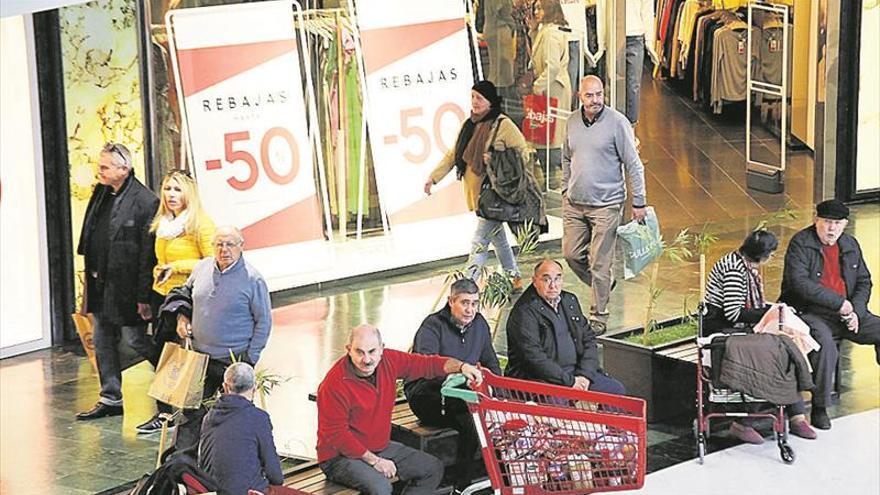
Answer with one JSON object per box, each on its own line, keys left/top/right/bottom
{"left": 472, "top": 80, "right": 502, "bottom": 108}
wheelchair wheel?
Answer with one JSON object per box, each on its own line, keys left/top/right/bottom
{"left": 694, "top": 419, "right": 707, "bottom": 464}
{"left": 779, "top": 443, "right": 795, "bottom": 464}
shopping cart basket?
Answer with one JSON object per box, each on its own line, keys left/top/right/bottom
{"left": 442, "top": 369, "right": 647, "bottom": 495}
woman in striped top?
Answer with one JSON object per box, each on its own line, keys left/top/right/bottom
{"left": 703, "top": 230, "right": 817, "bottom": 442}
{"left": 703, "top": 229, "right": 778, "bottom": 333}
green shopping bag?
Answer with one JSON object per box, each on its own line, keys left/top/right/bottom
{"left": 616, "top": 206, "right": 663, "bottom": 280}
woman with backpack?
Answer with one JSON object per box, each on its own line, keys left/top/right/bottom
{"left": 423, "top": 80, "right": 545, "bottom": 289}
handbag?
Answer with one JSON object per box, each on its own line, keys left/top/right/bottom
{"left": 616, "top": 206, "right": 663, "bottom": 280}
{"left": 477, "top": 177, "right": 524, "bottom": 223}
{"left": 148, "top": 339, "right": 209, "bottom": 409}
{"left": 521, "top": 94, "right": 558, "bottom": 145}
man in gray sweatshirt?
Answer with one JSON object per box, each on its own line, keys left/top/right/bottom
{"left": 561, "top": 75, "right": 647, "bottom": 334}
{"left": 173, "top": 225, "right": 273, "bottom": 453}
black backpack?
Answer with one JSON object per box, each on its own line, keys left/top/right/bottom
{"left": 129, "top": 454, "right": 228, "bottom": 495}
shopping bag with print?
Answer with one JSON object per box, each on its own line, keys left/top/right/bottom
{"left": 521, "top": 94, "right": 558, "bottom": 145}
{"left": 71, "top": 312, "right": 98, "bottom": 371}
{"left": 616, "top": 206, "right": 663, "bottom": 280}
{"left": 148, "top": 340, "right": 209, "bottom": 409}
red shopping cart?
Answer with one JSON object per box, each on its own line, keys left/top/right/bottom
{"left": 442, "top": 369, "right": 647, "bottom": 495}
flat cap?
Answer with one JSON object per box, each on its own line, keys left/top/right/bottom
{"left": 816, "top": 199, "right": 849, "bottom": 220}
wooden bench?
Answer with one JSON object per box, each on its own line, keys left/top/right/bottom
{"left": 283, "top": 461, "right": 400, "bottom": 495}
{"left": 655, "top": 340, "right": 699, "bottom": 363}
{"left": 283, "top": 461, "right": 359, "bottom": 495}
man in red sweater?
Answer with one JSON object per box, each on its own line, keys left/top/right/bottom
{"left": 317, "top": 324, "right": 483, "bottom": 495}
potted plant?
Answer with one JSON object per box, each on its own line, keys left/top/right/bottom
{"left": 597, "top": 228, "right": 703, "bottom": 422}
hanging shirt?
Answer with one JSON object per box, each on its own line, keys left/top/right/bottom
{"left": 626, "top": 0, "right": 656, "bottom": 43}
{"left": 819, "top": 244, "right": 847, "bottom": 297}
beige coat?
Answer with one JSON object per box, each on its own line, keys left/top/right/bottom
{"left": 483, "top": 0, "right": 515, "bottom": 87}
{"left": 531, "top": 23, "right": 572, "bottom": 148}
{"left": 430, "top": 117, "right": 530, "bottom": 211}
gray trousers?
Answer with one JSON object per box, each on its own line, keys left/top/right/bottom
{"left": 92, "top": 314, "right": 154, "bottom": 406}
{"left": 802, "top": 312, "right": 880, "bottom": 408}
{"left": 625, "top": 35, "right": 645, "bottom": 125}
{"left": 320, "top": 441, "right": 444, "bottom": 495}
{"left": 562, "top": 199, "right": 623, "bottom": 323}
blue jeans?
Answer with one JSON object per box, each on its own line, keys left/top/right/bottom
{"left": 588, "top": 371, "right": 626, "bottom": 395}
{"left": 468, "top": 217, "right": 519, "bottom": 279}
{"left": 625, "top": 35, "right": 645, "bottom": 125}
{"left": 92, "top": 314, "right": 154, "bottom": 406}
{"left": 320, "top": 441, "right": 444, "bottom": 495}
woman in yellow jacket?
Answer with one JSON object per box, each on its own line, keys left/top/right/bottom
{"left": 424, "top": 81, "right": 531, "bottom": 289}
{"left": 151, "top": 170, "right": 215, "bottom": 296}
{"left": 136, "top": 169, "right": 215, "bottom": 434}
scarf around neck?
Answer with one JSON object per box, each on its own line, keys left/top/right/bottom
{"left": 156, "top": 211, "right": 189, "bottom": 240}
{"left": 453, "top": 106, "right": 502, "bottom": 179}
{"left": 736, "top": 252, "right": 765, "bottom": 309}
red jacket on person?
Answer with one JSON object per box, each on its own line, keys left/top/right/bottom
{"left": 316, "top": 349, "right": 448, "bottom": 463}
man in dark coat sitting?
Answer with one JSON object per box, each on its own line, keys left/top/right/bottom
{"left": 505, "top": 259, "right": 625, "bottom": 394}
{"left": 780, "top": 199, "right": 880, "bottom": 430}
{"left": 198, "top": 362, "right": 299, "bottom": 495}
{"left": 404, "top": 278, "right": 502, "bottom": 491}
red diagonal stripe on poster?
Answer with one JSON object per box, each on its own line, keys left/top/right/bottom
{"left": 176, "top": 39, "right": 297, "bottom": 97}
{"left": 360, "top": 18, "right": 464, "bottom": 75}
{"left": 241, "top": 195, "right": 324, "bottom": 250}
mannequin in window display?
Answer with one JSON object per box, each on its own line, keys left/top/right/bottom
{"left": 482, "top": 0, "right": 516, "bottom": 95}
{"left": 530, "top": 0, "right": 572, "bottom": 188}
{"left": 625, "top": 0, "right": 659, "bottom": 149}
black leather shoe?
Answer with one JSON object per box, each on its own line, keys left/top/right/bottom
{"left": 76, "top": 402, "right": 123, "bottom": 421}
{"left": 811, "top": 407, "right": 831, "bottom": 430}
{"left": 589, "top": 319, "right": 607, "bottom": 336}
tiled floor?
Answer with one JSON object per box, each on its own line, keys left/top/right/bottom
{"left": 2, "top": 78, "right": 878, "bottom": 494}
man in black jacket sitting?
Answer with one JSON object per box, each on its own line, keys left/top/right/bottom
{"left": 404, "top": 278, "right": 502, "bottom": 492}
{"left": 780, "top": 199, "right": 880, "bottom": 430}
{"left": 506, "top": 259, "right": 624, "bottom": 394}
{"left": 199, "top": 362, "right": 298, "bottom": 495}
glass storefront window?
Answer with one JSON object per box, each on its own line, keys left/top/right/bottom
{"left": 141, "top": 0, "right": 385, "bottom": 238}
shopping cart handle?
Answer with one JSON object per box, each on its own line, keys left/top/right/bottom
{"left": 441, "top": 374, "right": 478, "bottom": 403}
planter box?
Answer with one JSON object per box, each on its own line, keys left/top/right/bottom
{"left": 598, "top": 318, "right": 697, "bottom": 423}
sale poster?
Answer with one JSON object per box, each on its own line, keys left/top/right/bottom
{"left": 167, "top": 1, "right": 324, "bottom": 252}
{"left": 354, "top": 0, "right": 474, "bottom": 226}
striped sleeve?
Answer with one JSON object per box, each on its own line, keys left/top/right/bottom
{"left": 705, "top": 252, "right": 749, "bottom": 324}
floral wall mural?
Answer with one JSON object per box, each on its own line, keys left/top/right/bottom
{"left": 60, "top": 0, "right": 145, "bottom": 304}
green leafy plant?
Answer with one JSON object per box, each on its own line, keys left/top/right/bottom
{"left": 754, "top": 201, "right": 799, "bottom": 232}
{"left": 640, "top": 228, "right": 694, "bottom": 346}
{"left": 227, "top": 351, "right": 291, "bottom": 410}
